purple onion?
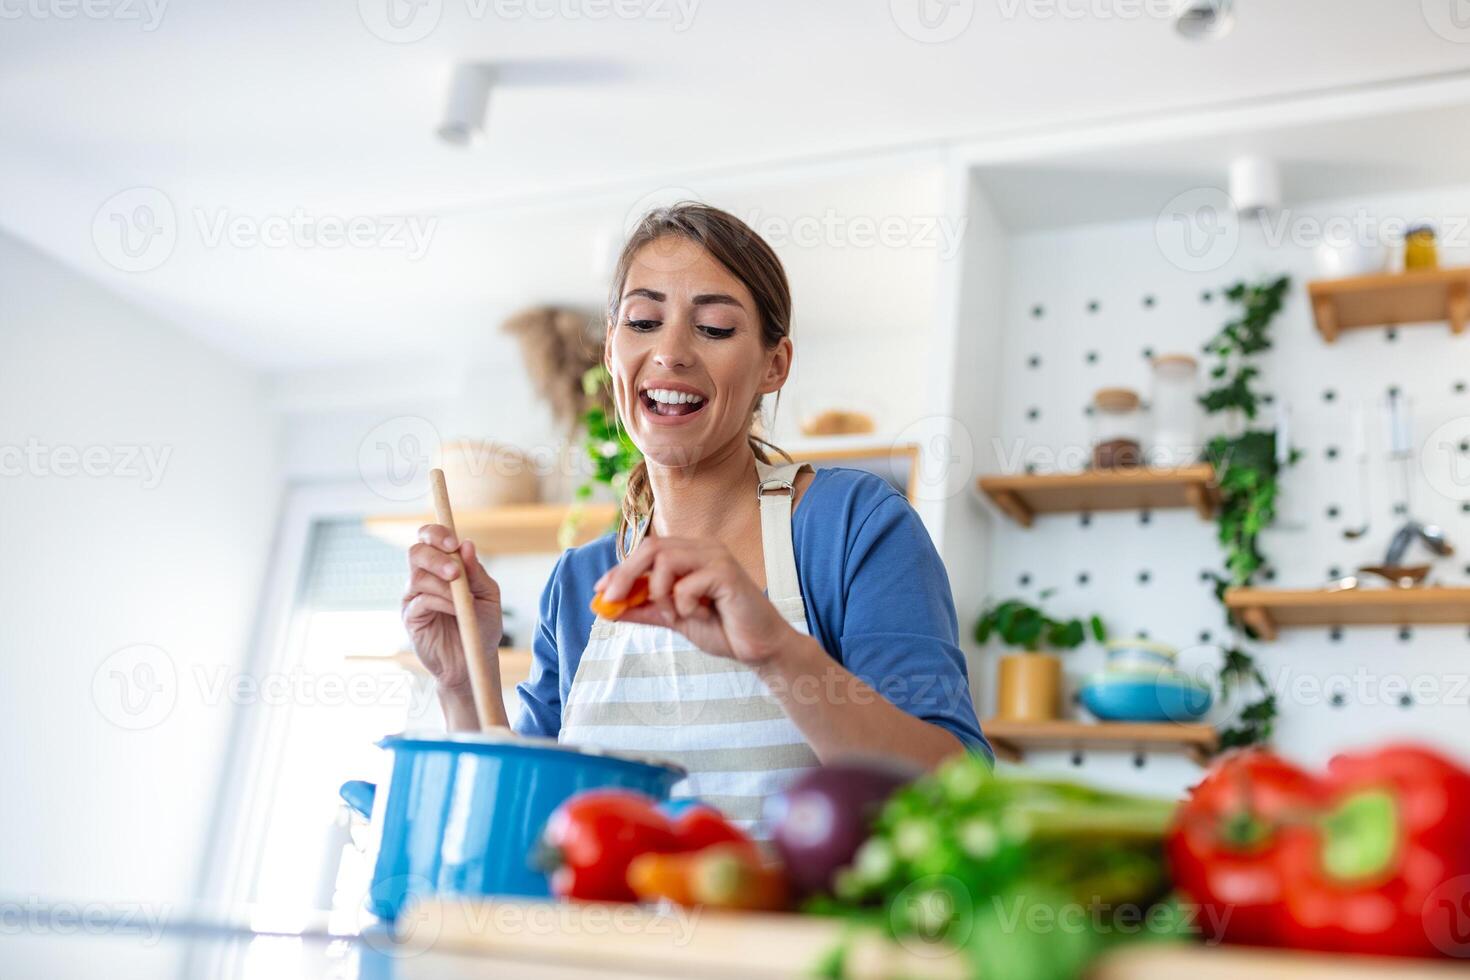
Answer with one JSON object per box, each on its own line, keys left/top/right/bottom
{"left": 767, "top": 760, "right": 916, "bottom": 896}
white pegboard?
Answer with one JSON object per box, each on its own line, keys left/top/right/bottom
{"left": 974, "top": 183, "right": 1470, "bottom": 795}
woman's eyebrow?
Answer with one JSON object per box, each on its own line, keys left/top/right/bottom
{"left": 623, "top": 287, "right": 665, "bottom": 302}
{"left": 691, "top": 293, "right": 744, "bottom": 309}
{"left": 622, "top": 288, "right": 744, "bottom": 310}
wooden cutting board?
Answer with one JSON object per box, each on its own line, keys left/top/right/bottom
{"left": 1092, "top": 944, "right": 1469, "bottom": 979}
{"left": 403, "top": 897, "right": 970, "bottom": 979}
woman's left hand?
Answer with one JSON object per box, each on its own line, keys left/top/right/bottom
{"left": 593, "top": 537, "right": 796, "bottom": 666}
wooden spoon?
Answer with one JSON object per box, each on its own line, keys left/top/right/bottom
{"left": 430, "top": 468, "right": 508, "bottom": 730}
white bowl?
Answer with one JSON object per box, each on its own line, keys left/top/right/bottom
{"left": 1314, "top": 239, "right": 1388, "bottom": 279}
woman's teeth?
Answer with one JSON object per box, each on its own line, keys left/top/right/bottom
{"left": 643, "top": 388, "right": 707, "bottom": 416}
{"left": 646, "top": 388, "right": 704, "bottom": 404}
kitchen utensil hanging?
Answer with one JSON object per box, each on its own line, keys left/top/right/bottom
{"left": 1359, "top": 392, "right": 1456, "bottom": 587}
{"left": 1342, "top": 402, "right": 1372, "bottom": 540}
{"left": 1269, "top": 399, "right": 1308, "bottom": 530}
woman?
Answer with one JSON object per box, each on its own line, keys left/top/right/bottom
{"left": 404, "top": 204, "right": 989, "bottom": 829}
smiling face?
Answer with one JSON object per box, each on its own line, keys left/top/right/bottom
{"left": 607, "top": 235, "right": 791, "bottom": 469}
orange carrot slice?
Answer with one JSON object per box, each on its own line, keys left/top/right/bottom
{"left": 589, "top": 575, "right": 651, "bottom": 619}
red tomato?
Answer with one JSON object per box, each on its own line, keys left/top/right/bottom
{"left": 540, "top": 789, "right": 679, "bottom": 903}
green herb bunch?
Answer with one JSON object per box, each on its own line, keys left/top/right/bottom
{"left": 817, "top": 754, "right": 1184, "bottom": 980}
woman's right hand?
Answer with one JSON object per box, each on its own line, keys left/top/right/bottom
{"left": 402, "top": 524, "right": 504, "bottom": 699}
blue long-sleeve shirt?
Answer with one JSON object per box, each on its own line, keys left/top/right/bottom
{"left": 512, "top": 466, "right": 991, "bottom": 760}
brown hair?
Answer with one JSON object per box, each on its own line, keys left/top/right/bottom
{"left": 607, "top": 202, "right": 792, "bottom": 557}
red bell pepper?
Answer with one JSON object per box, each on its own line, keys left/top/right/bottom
{"left": 1275, "top": 745, "right": 1470, "bottom": 957}
{"left": 538, "top": 790, "right": 680, "bottom": 902}
{"left": 1170, "top": 744, "right": 1470, "bottom": 958}
{"left": 1167, "top": 749, "right": 1323, "bottom": 947}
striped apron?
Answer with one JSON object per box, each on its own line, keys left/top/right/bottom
{"left": 558, "top": 460, "right": 821, "bottom": 835}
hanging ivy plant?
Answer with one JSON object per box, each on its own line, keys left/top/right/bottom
{"left": 577, "top": 364, "right": 641, "bottom": 492}
{"left": 559, "top": 365, "right": 642, "bottom": 548}
{"left": 1198, "top": 275, "right": 1294, "bottom": 749}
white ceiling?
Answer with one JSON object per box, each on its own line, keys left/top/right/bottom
{"left": 4, "top": 0, "right": 1470, "bottom": 370}
{"left": 978, "top": 100, "right": 1470, "bottom": 232}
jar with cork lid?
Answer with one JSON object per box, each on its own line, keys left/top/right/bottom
{"left": 1090, "top": 388, "right": 1144, "bottom": 469}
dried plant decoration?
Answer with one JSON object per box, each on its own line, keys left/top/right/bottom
{"left": 501, "top": 306, "right": 609, "bottom": 430}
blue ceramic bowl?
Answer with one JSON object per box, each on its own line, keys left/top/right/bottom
{"left": 340, "top": 731, "right": 684, "bottom": 920}
{"left": 1079, "top": 671, "right": 1213, "bottom": 723}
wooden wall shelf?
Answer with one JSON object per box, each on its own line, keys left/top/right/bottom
{"left": 1308, "top": 268, "right": 1470, "bottom": 343}
{"left": 977, "top": 465, "right": 1218, "bottom": 527}
{"left": 1225, "top": 586, "right": 1470, "bottom": 641}
{"left": 984, "top": 719, "right": 1218, "bottom": 766}
{"left": 364, "top": 502, "right": 619, "bottom": 556}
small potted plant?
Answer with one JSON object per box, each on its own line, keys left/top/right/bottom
{"left": 975, "top": 594, "right": 1105, "bottom": 722}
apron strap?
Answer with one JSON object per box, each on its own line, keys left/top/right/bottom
{"left": 754, "top": 459, "right": 810, "bottom": 604}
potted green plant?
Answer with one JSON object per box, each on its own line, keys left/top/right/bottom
{"left": 975, "top": 595, "right": 1105, "bottom": 722}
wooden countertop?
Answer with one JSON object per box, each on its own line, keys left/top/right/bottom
{"left": 405, "top": 897, "right": 1460, "bottom": 979}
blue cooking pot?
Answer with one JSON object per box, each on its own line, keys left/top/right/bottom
{"left": 339, "top": 731, "right": 685, "bottom": 920}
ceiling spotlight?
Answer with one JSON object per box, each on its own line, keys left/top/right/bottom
{"left": 1173, "top": 0, "right": 1235, "bottom": 40}
{"left": 436, "top": 60, "right": 629, "bottom": 147}
{"left": 1229, "top": 155, "right": 1281, "bottom": 219}
{"left": 438, "top": 63, "right": 495, "bottom": 147}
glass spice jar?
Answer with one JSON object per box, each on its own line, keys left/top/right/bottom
{"left": 1404, "top": 224, "right": 1438, "bottom": 271}
{"left": 1091, "top": 388, "right": 1144, "bottom": 469}
{"left": 1148, "top": 354, "right": 1199, "bottom": 469}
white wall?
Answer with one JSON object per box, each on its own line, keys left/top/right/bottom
{"left": 0, "top": 232, "right": 279, "bottom": 906}
{"left": 973, "top": 181, "right": 1470, "bottom": 795}
{"left": 928, "top": 172, "right": 1010, "bottom": 660}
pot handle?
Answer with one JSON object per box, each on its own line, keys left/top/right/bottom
{"left": 339, "top": 780, "right": 377, "bottom": 820}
